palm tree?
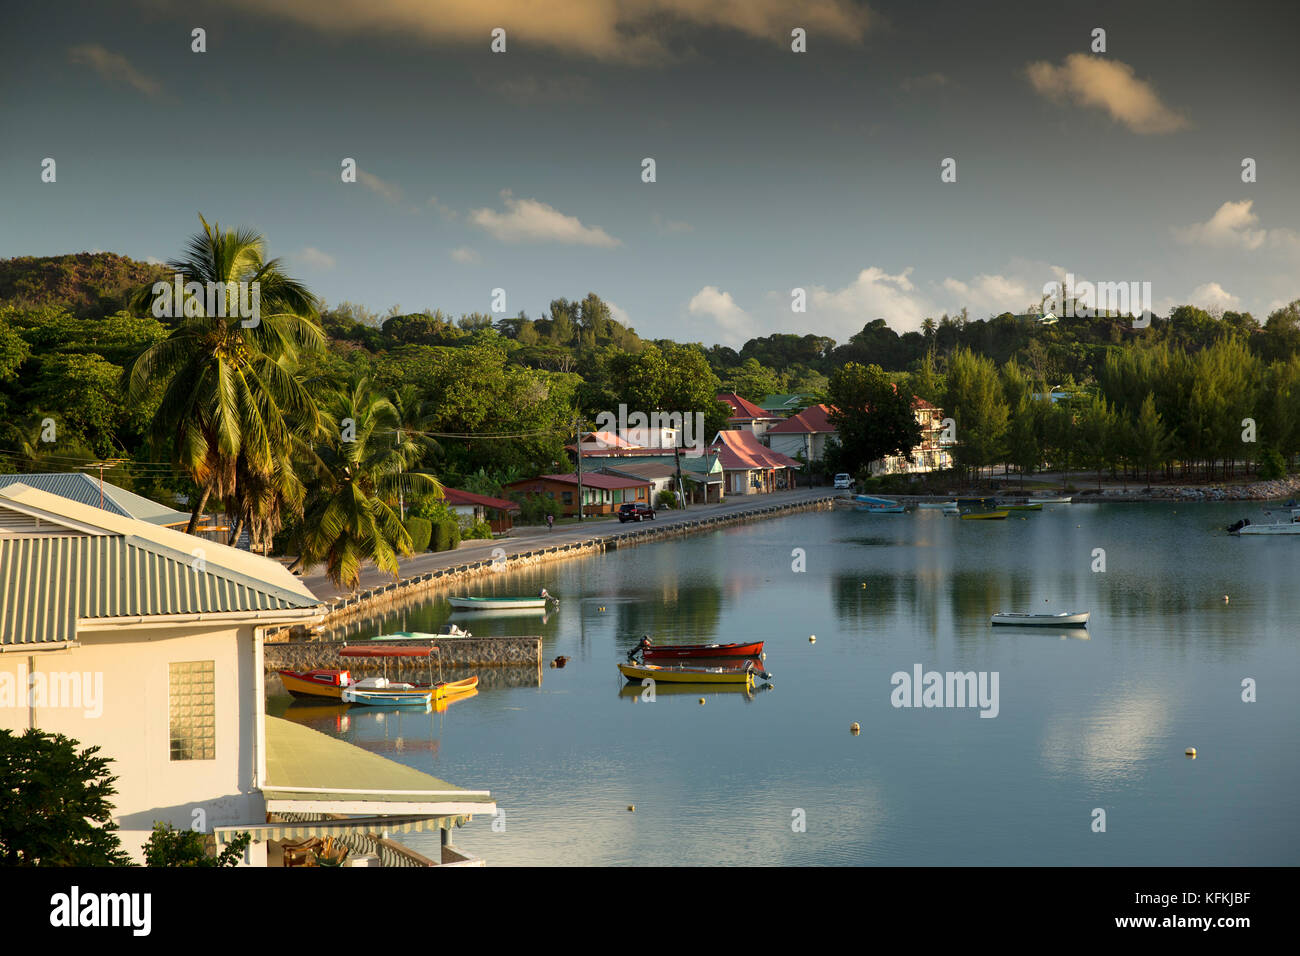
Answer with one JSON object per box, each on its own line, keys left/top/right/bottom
{"left": 124, "top": 214, "right": 324, "bottom": 535}
{"left": 295, "top": 377, "right": 442, "bottom": 590}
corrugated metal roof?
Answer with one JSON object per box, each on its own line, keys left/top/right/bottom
{"left": 0, "top": 473, "right": 188, "bottom": 525}
{"left": 1, "top": 534, "right": 320, "bottom": 646}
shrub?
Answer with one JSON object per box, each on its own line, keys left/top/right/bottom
{"left": 143, "top": 822, "right": 251, "bottom": 867}
{"left": 515, "top": 494, "right": 562, "bottom": 525}
{"left": 403, "top": 516, "right": 432, "bottom": 552}
{"left": 655, "top": 489, "right": 678, "bottom": 509}
{"left": 1258, "top": 447, "right": 1287, "bottom": 480}
{"left": 431, "top": 518, "right": 454, "bottom": 552}
{"left": 462, "top": 518, "right": 494, "bottom": 540}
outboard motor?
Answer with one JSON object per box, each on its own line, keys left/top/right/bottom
{"left": 1227, "top": 518, "right": 1250, "bottom": 534}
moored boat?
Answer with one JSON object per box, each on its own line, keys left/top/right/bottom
{"left": 1001, "top": 502, "right": 1043, "bottom": 511}
{"left": 618, "top": 661, "right": 763, "bottom": 685}
{"left": 853, "top": 494, "right": 905, "bottom": 513}
{"left": 960, "top": 510, "right": 1009, "bottom": 520}
{"left": 991, "top": 611, "right": 1090, "bottom": 627}
{"left": 1229, "top": 512, "right": 1300, "bottom": 535}
{"left": 631, "top": 636, "right": 764, "bottom": 661}
{"left": 373, "top": 624, "right": 472, "bottom": 640}
{"left": 1026, "top": 496, "right": 1071, "bottom": 504}
{"left": 916, "top": 501, "right": 954, "bottom": 509}
{"left": 342, "top": 685, "right": 433, "bottom": 706}
{"left": 448, "top": 589, "right": 559, "bottom": 610}
{"left": 278, "top": 668, "right": 353, "bottom": 700}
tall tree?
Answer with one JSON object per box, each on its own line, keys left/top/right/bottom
{"left": 124, "top": 214, "right": 323, "bottom": 534}
{"left": 826, "top": 362, "right": 922, "bottom": 475}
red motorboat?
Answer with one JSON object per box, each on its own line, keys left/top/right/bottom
{"left": 633, "top": 637, "right": 765, "bottom": 661}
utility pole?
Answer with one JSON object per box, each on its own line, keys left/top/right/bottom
{"left": 573, "top": 417, "right": 584, "bottom": 522}
{"left": 674, "top": 444, "right": 686, "bottom": 510}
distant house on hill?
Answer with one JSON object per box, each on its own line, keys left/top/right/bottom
{"left": 716, "top": 392, "right": 785, "bottom": 438}
{"left": 869, "top": 397, "right": 952, "bottom": 475}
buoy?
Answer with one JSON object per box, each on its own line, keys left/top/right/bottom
{"left": 850, "top": 722, "right": 861, "bottom": 735}
{"left": 1223, "top": 595, "right": 1229, "bottom": 604}
{"left": 760, "top": 651, "right": 767, "bottom": 660}
{"left": 809, "top": 635, "right": 816, "bottom": 643}
{"left": 628, "top": 805, "right": 635, "bottom": 811}
{"left": 861, "top": 583, "right": 867, "bottom": 589}
{"left": 698, "top": 697, "right": 705, "bottom": 705}
{"left": 599, "top": 606, "right": 606, "bottom": 612}
{"left": 1185, "top": 747, "right": 1197, "bottom": 758}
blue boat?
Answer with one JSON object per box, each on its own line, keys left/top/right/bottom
{"left": 853, "top": 494, "right": 905, "bottom": 513}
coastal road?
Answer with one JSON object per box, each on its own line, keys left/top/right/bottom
{"left": 298, "top": 487, "right": 835, "bottom": 604}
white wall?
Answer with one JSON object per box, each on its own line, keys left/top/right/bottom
{"left": 0, "top": 621, "right": 265, "bottom": 862}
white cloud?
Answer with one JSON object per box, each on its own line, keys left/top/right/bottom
{"left": 1187, "top": 282, "right": 1240, "bottom": 310}
{"left": 808, "top": 267, "right": 928, "bottom": 335}
{"left": 1173, "top": 200, "right": 1299, "bottom": 252}
{"left": 358, "top": 169, "right": 402, "bottom": 203}
{"left": 688, "top": 286, "right": 752, "bottom": 343}
{"left": 450, "top": 247, "right": 480, "bottom": 265}
{"left": 293, "top": 246, "right": 337, "bottom": 270}
{"left": 469, "top": 190, "right": 620, "bottom": 246}
{"left": 940, "top": 274, "right": 1034, "bottom": 316}
{"left": 1026, "top": 54, "right": 1188, "bottom": 134}
{"left": 608, "top": 301, "right": 632, "bottom": 326}
{"left": 68, "top": 44, "right": 163, "bottom": 99}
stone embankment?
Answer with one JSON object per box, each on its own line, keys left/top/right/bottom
{"left": 264, "top": 636, "right": 543, "bottom": 683}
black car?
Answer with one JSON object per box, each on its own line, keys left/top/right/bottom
{"left": 618, "top": 502, "right": 656, "bottom": 522}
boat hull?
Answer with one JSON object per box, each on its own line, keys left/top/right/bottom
{"left": 435, "top": 676, "right": 479, "bottom": 699}
{"left": 641, "top": 641, "right": 764, "bottom": 660}
{"left": 342, "top": 687, "right": 433, "bottom": 706}
{"left": 618, "top": 662, "right": 755, "bottom": 685}
{"left": 1234, "top": 523, "right": 1300, "bottom": 535}
{"left": 991, "top": 612, "right": 1090, "bottom": 627}
{"left": 961, "top": 510, "right": 1009, "bottom": 520}
{"left": 1026, "top": 497, "right": 1071, "bottom": 504}
{"left": 278, "top": 670, "right": 347, "bottom": 700}
{"left": 449, "top": 597, "right": 549, "bottom": 610}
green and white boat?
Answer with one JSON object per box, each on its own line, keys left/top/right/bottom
{"left": 448, "top": 590, "right": 559, "bottom": 611}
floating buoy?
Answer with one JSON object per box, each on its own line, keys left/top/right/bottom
{"left": 809, "top": 635, "right": 816, "bottom": 643}
{"left": 850, "top": 722, "right": 861, "bottom": 735}
{"left": 760, "top": 651, "right": 767, "bottom": 660}
{"left": 698, "top": 697, "right": 705, "bottom": 705}
{"left": 628, "top": 805, "right": 635, "bottom": 812}
{"left": 1223, "top": 595, "right": 1229, "bottom": 604}
{"left": 861, "top": 582, "right": 867, "bottom": 589}
{"left": 599, "top": 606, "right": 606, "bottom": 612}
{"left": 1185, "top": 747, "right": 1197, "bottom": 758}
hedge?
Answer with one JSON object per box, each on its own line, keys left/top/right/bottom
{"left": 403, "top": 516, "right": 432, "bottom": 552}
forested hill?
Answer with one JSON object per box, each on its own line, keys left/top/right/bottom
{"left": 0, "top": 252, "right": 169, "bottom": 318}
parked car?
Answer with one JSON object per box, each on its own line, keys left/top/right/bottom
{"left": 618, "top": 503, "right": 656, "bottom": 522}
{"left": 833, "top": 473, "right": 852, "bottom": 489}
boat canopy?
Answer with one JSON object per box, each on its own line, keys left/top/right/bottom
{"left": 340, "top": 646, "right": 438, "bottom": 658}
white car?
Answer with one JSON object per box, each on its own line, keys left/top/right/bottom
{"left": 833, "top": 473, "right": 852, "bottom": 489}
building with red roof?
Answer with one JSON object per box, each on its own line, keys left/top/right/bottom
{"left": 503, "top": 472, "right": 652, "bottom": 518}
{"left": 767, "top": 403, "right": 838, "bottom": 464}
{"left": 710, "top": 430, "right": 802, "bottom": 495}
{"left": 716, "top": 392, "right": 786, "bottom": 438}
{"left": 441, "top": 487, "right": 521, "bottom": 534}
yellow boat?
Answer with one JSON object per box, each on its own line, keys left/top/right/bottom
{"left": 960, "top": 510, "right": 1009, "bottom": 520}
{"left": 618, "top": 661, "right": 756, "bottom": 686}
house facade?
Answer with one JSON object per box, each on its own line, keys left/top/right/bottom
{"left": 504, "top": 473, "right": 652, "bottom": 517}
{"left": 715, "top": 392, "right": 785, "bottom": 439}
{"left": 766, "top": 403, "right": 837, "bottom": 464}
{"left": 869, "top": 397, "right": 954, "bottom": 475}
{"left": 0, "top": 483, "right": 496, "bottom": 867}
{"left": 441, "top": 487, "right": 520, "bottom": 534}
{"left": 711, "top": 430, "right": 802, "bottom": 495}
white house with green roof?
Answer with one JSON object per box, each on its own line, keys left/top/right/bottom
{"left": 0, "top": 484, "right": 495, "bottom": 865}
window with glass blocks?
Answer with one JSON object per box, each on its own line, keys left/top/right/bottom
{"left": 169, "top": 660, "right": 216, "bottom": 760}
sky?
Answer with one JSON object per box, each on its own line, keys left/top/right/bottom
{"left": 2, "top": 0, "right": 1298, "bottom": 347}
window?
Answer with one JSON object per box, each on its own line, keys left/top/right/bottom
{"left": 562, "top": 491, "right": 573, "bottom": 504}
{"left": 169, "top": 660, "right": 215, "bottom": 761}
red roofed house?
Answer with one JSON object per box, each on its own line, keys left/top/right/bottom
{"left": 441, "top": 488, "right": 521, "bottom": 535}
{"left": 711, "top": 430, "right": 802, "bottom": 495}
{"left": 503, "top": 473, "right": 653, "bottom": 518}
{"left": 716, "top": 392, "right": 785, "bottom": 439}
{"left": 767, "top": 403, "right": 838, "bottom": 464}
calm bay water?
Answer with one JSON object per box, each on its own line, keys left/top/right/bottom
{"left": 269, "top": 502, "right": 1300, "bottom": 866}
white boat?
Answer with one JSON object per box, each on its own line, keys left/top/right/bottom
{"left": 448, "top": 589, "right": 559, "bottom": 610}
{"left": 942, "top": 503, "right": 959, "bottom": 515}
{"left": 991, "top": 611, "right": 1090, "bottom": 627}
{"left": 1228, "top": 512, "right": 1300, "bottom": 535}
{"left": 916, "top": 501, "right": 955, "bottom": 509}
{"left": 853, "top": 494, "right": 905, "bottom": 513}
{"left": 1026, "top": 496, "right": 1071, "bottom": 504}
